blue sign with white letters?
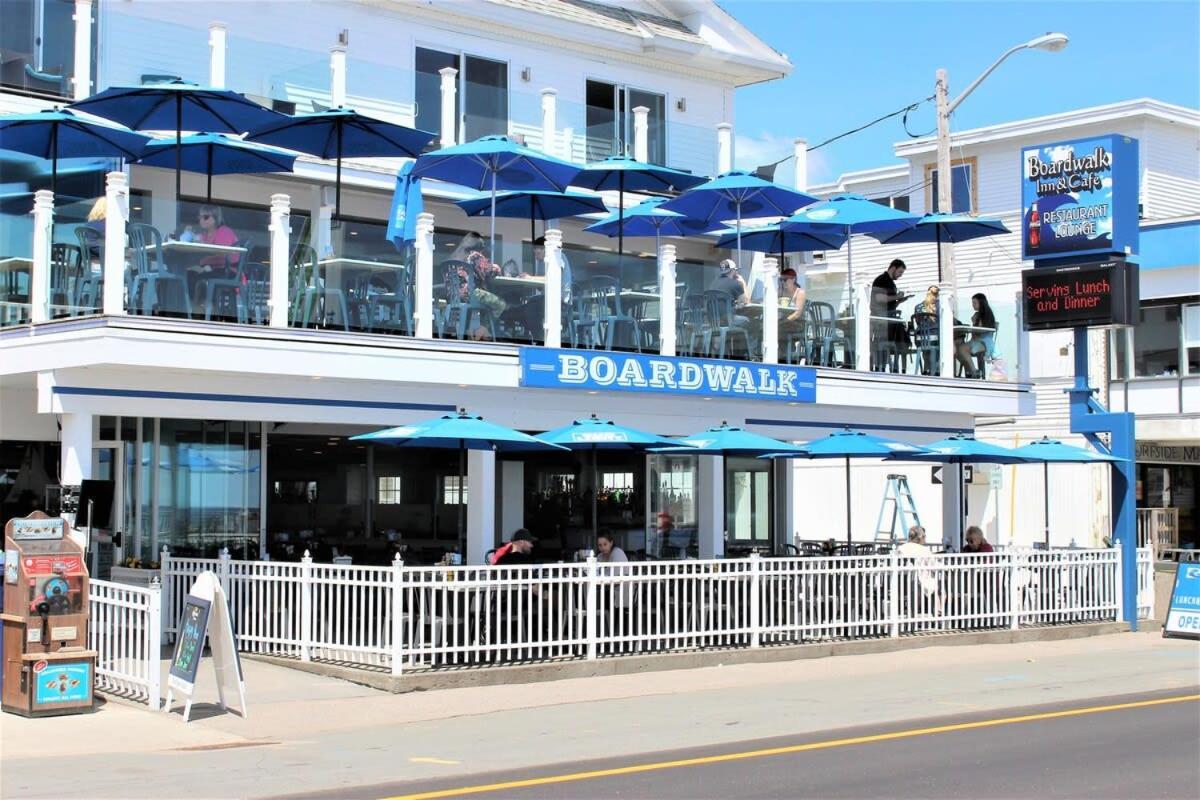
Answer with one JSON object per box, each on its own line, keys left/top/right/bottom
{"left": 1164, "top": 562, "right": 1200, "bottom": 640}
{"left": 519, "top": 348, "right": 816, "bottom": 403}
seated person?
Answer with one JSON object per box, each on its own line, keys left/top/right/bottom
{"left": 490, "top": 528, "right": 536, "bottom": 565}
{"left": 962, "top": 525, "right": 994, "bottom": 553}
{"left": 706, "top": 259, "right": 752, "bottom": 339}
{"left": 445, "top": 231, "right": 506, "bottom": 340}
{"left": 596, "top": 530, "right": 628, "bottom": 563}
{"left": 185, "top": 205, "right": 241, "bottom": 303}
{"left": 779, "top": 267, "right": 807, "bottom": 329}
{"left": 955, "top": 292, "right": 997, "bottom": 378}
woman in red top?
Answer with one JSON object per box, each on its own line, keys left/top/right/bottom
{"left": 187, "top": 205, "right": 241, "bottom": 306}
{"left": 962, "top": 526, "right": 994, "bottom": 553}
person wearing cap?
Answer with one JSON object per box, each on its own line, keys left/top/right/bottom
{"left": 491, "top": 528, "right": 537, "bottom": 565}
{"left": 706, "top": 259, "right": 753, "bottom": 352}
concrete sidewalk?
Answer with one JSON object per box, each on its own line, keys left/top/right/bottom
{"left": 2, "top": 631, "right": 1197, "bottom": 799}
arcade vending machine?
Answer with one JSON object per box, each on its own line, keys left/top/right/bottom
{"left": 2, "top": 511, "right": 97, "bottom": 716}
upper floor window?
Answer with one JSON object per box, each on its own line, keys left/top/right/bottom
{"left": 925, "top": 157, "right": 977, "bottom": 214}
{"left": 871, "top": 195, "right": 911, "bottom": 213}
{"left": 585, "top": 80, "right": 666, "bottom": 165}
{"left": 0, "top": 0, "right": 93, "bottom": 99}
{"left": 1111, "top": 298, "right": 1200, "bottom": 379}
{"left": 415, "top": 47, "right": 508, "bottom": 145}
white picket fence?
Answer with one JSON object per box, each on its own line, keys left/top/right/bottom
{"left": 147, "top": 546, "right": 1151, "bottom": 676}
{"left": 88, "top": 578, "right": 162, "bottom": 709}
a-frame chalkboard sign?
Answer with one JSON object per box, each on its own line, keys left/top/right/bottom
{"left": 164, "top": 571, "right": 246, "bottom": 722}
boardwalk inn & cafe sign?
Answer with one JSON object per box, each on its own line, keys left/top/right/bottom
{"left": 520, "top": 349, "right": 817, "bottom": 402}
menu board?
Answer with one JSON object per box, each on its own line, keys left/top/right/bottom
{"left": 169, "top": 596, "right": 212, "bottom": 689}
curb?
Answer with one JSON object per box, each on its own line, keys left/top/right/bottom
{"left": 242, "top": 621, "right": 1153, "bottom": 695}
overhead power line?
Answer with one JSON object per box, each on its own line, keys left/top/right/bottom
{"left": 809, "top": 95, "right": 935, "bottom": 152}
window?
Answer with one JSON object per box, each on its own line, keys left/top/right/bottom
{"left": 443, "top": 475, "right": 467, "bottom": 505}
{"left": 925, "top": 157, "right": 977, "bottom": 213}
{"left": 1184, "top": 303, "right": 1200, "bottom": 374}
{"left": 870, "top": 195, "right": 911, "bottom": 212}
{"left": 1113, "top": 298, "right": 1200, "bottom": 378}
{"left": 586, "top": 80, "right": 667, "bottom": 165}
{"left": 0, "top": 0, "right": 94, "bottom": 99}
{"left": 377, "top": 476, "right": 402, "bottom": 505}
{"left": 415, "top": 47, "right": 508, "bottom": 145}
{"left": 601, "top": 471, "right": 634, "bottom": 492}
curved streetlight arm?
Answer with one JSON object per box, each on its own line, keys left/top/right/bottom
{"left": 946, "top": 43, "right": 1028, "bottom": 116}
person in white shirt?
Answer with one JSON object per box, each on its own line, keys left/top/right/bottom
{"left": 596, "top": 530, "right": 628, "bottom": 563}
{"left": 897, "top": 526, "right": 944, "bottom": 615}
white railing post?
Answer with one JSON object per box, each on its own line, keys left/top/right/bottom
{"left": 561, "top": 126, "right": 575, "bottom": 161}
{"left": 585, "top": 555, "right": 598, "bottom": 660}
{"left": 30, "top": 190, "right": 54, "bottom": 324}
{"left": 939, "top": 281, "right": 955, "bottom": 378}
{"left": 146, "top": 577, "right": 163, "bottom": 709}
{"left": 1009, "top": 550, "right": 1021, "bottom": 630}
{"left": 716, "top": 123, "right": 733, "bottom": 174}
{"left": 329, "top": 46, "right": 347, "bottom": 108}
{"left": 439, "top": 67, "right": 458, "bottom": 148}
{"left": 72, "top": 0, "right": 93, "bottom": 100}
{"left": 793, "top": 138, "right": 808, "bottom": 192}
{"left": 632, "top": 106, "right": 649, "bottom": 162}
{"left": 540, "top": 88, "right": 557, "bottom": 156}
{"left": 1113, "top": 546, "right": 1125, "bottom": 623}
{"left": 299, "top": 550, "right": 313, "bottom": 662}
{"left": 658, "top": 243, "right": 677, "bottom": 356}
{"left": 218, "top": 546, "right": 231, "bottom": 597}
{"left": 748, "top": 552, "right": 762, "bottom": 648}
{"left": 761, "top": 256, "right": 779, "bottom": 364}
{"left": 854, "top": 281, "right": 871, "bottom": 372}
{"left": 103, "top": 171, "right": 129, "bottom": 316}
{"left": 888, "top": 549, "right": 900, "bottom": 638}
{"left": 413, "top": 212, "right": 435, "bottom": 338}
{"left": 208, "top": 22, "right": 227, "bottom": 89}
{"left": 268, "top": 193, "right": 291, "bottom": 328}
{"left": 159, "top": 545, "right": 171, "bottom": 644}
{"left": 542, "top": 228, "right": 563, "bottom": 347}
{"left": 390, "top": 554, "right": 404, "bottom": 676}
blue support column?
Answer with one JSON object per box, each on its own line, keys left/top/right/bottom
{"left": 1068, "top": 327, "right": 1138, "bottom": 629}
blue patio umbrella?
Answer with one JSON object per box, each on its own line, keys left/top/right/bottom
{"left": 661, "top": 171, "right": 817, "bottom": 269}
{"left": 385, "top": 160, "right": 422, "bottom": 251}
{"left": 537, "top": 415, "right": 685, "bottom": 538}
{"left": 456, "top": 190, "right": 608, "bottom": 245}
{"left": 70, "top": 80, "right": 285, "bottom": 211}
{"left": 136, "top": 132, "right": 297, "bottom": 202}
{"left": 0, "top": 107, "right": 150, "bottom": 195}
{"left": 353, "top": 410, "right": 567, "bottom": 549}
{"left": 584, "top": 198, "right": 705, "bottom": 260}
{"left": 1013, "top": 436, "right": 1123, "bottom": 548}
{"left": 888, "top": 432, "right": 1032, "bottom": 549}
{"left": 766, "top": 428, "right": 928, "bottom": 547}
{"left": 571, "top": 157, "right": 707, "bottom": 264}
{"left": 782, "top": 193, "right": 918, "bottom": 295}
{"left": 411, "top": 135, "right": 581, "bottom": 257}
{"left": 246, "top": 108, "right": 435, "bottom": 219}
{"left": 714, "top": 224, "right": 848, "bottom": 270}
{"left": 873, "top": 213, "right": 1011, "bottom": 282}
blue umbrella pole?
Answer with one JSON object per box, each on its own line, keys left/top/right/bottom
{"left": 490, "top": 170, "right": 498, "bottom": 261}
{"left": 591, "top": 446, "right": 598, "bottom": 540}
{"left": 1044, "top": 461, "right": 1050, "bottom": 549}
{"left": 206, "top": 143, "right": 213, "bottom": 203}
{"left": 618, "top": 172, "right": 625, "bottom": 268}
{"left": 334, "top": 121, "right": 343, "bottom": 220}
{"left": 458, "top": 440, "right": 465, "bottom": 554}
{"left": 50, "top": 122, "right": 59, "bottom": 196}
{"left": 175, "top": 96, "right": 182, "bottom": 227}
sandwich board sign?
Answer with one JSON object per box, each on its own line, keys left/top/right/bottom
{"left": 1163, "top": 562, "right": 1200, "bottom": 641}
{"left": 165, "top": 571, "right": 246, "bottom": 722}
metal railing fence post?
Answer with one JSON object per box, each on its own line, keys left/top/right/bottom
{"left": 390, "top": 555, "right": 404, "bottom": 676}
{"left": 146, "top": 577, "right": 163, "bottom": 710}
{"left": 1009, "top": 550, "right": 1021, "bottom": 630}
{"left": 586, "top": 556, "right": 598, "bottom": 660}
{"left": 889, "top": 550, "right": 900, "bottom": 638}
{"left": 749, "top": 553, "right": 762, "bottom": 648}
{"left": 299, "top": 550, "right": 313, "bottom": 662}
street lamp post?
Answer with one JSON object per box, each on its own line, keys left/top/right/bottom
{"left": 935, "top": 32, "right": 1069, "bottom": 377}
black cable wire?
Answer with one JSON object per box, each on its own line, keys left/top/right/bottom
{"left": 810, "top": 95, "right": 934, "bottom": 151}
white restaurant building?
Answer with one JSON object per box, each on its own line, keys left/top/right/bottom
{"left": 799, "top": 98, "right": 1200, "bottom": 551}
{"left": 21, "top": 0, "right": 1174, "bottom": 572}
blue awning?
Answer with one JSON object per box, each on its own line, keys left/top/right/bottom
{"left": 1138, "top": 219, "right": 1200, "bottom": 271}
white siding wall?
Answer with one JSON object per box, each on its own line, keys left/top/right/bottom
{"left": 97, "top": 0, "right": 726, "bottom": 177}
{"left": 1141, "top": 119, "right": 1200, "bottom": 218}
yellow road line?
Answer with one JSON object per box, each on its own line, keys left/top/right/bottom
{"left": 382, "top": 693, "right": 1200, "bottom": 800}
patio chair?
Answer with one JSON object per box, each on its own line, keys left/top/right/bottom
{"left": 701, "top": 290, "right": 752, "bottom": 359}
{"left": 49, "top": 243, "right": 83, "bottom": 315}
{"left": 290, "top": 243, "right": 349, "bottom": 330}
{"left": 910, "top": 311, "right": 940, "bottom": 375}
{"left": 587, "top": 275, "right": 642, "bottom": 351}
{"left": 366, "top": 270, "right": 412, "bottom": 335}
{"left": 202, "top": 236, "right": 255, "bottom": 323}
{"left": 567, "top": 280, "right": 606, "bottom": 348}
{"left": 127, "top": 223, "right": 191, "bottom": 318}
{"left": 440, "top": 260, "right": 497, "bottom": 340}
{"left": 677, "top": 292, "right": 708, "bottom": 356}
{"left": 804, "top": 302, "right": 844, "bottom": 367}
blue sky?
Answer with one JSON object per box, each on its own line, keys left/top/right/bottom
{"left": 727, "top": 1, "right": 1200, "bottom": 185}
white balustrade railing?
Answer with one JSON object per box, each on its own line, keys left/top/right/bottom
{"left": 89, "top": 578, "right": 162, "bottom": 709}
{"left": 143, "top": 546, "right": 1148, "bottom": 675}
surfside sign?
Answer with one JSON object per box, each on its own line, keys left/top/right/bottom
{"left": 519, "top": 348, "right": 816, "bottom": 403}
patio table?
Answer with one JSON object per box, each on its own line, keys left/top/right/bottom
{"left": 141, "top": 240, "right": 248, "bottom": 260}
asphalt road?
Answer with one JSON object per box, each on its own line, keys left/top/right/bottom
{"left": 287, "top": 689, "right": 1200, "bottom": 800}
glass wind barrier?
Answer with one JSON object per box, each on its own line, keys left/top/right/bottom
{"left": 0, "top": 0, "right": 94, "bottom": 100}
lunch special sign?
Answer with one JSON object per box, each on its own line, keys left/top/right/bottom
{"left": 1021, "top": 134, "right": 1139, "bottom": 261}
{"left": 519, "top": 348, "right": 817, "bottom": 402}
